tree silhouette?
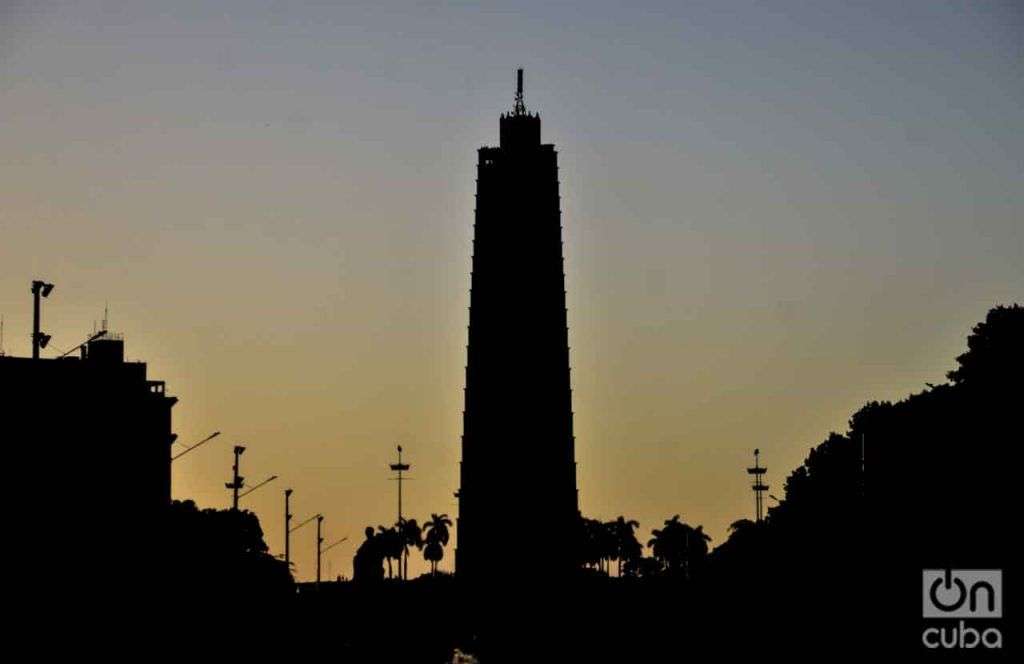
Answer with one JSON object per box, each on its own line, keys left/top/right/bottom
{"left": 947, "top": 304, "right": 1023, "bottom": 387}
{"left": 398, "top": 518, "right": 423, "bottom": 580}
{"left": 647, "top": 515, "right": 710, "bottom": 580}
{"left": 376, "top": 525, "right": 403, "bottom": 579}
{"left": 648, "top": 515, "right": 686, "bottom": 575}
{"left": 610, "top": 516, "right": 641, "bottom": 577}
{"left": 353, "top": 525, "right": 385, "bottom": 583}
{"left": 577, "top": 516, "right": 615, "bottom": 574}
{"left": 163, "top": 499, "right": 292, "bottom": 601}
{"left": 422, "top": 513, "right": 453, "bottom": 575}
{"left": 704, "top": 303, "right": 1022, "bottom": 651}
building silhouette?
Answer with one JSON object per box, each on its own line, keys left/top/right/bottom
{"left": 456, "top": 70, "right": 579, "bottom": 583}
{"left": 1, "top": 332, "right": 177, "bottom": 588}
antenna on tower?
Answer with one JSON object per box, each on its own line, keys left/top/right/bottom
{"left": 513, "top": 68, "right": 526, "bottom": 116}
{"left": 747, "top": 448, "right": 769, "bottom": 523}
{"left": 101, "top": 302, "right": 109, "bottom": 333}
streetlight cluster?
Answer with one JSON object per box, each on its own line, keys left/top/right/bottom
{"left": 24, "top": 278, "right": 348, "bottom": 585}
{"left": 172, "top": 429, "right": 344, "bottom": 585}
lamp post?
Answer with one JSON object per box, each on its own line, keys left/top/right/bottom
{"left": 226, "top": 445, "right": 246, "bottom": 510}
{"left": 284, "top": 488, "right": 293, "bottom": 571}
{"left": 238, "top": 474, "right": 277, "bottom": 500}
{"left": 171, "top": 431, "right": 222, "bottom": 462}
{"left": 321, "top": 536, "right": 349, "bottom": 581}
{"left": 316, "top": 514, "right": 324, "bottom": 589}
{"left": 30, "top": 280, "right": 54, "bottom": 359}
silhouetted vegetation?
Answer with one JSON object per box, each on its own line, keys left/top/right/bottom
{"left": 701, "top": 303, "right": 1021, "bottom": 652}
{"left": 154, "top": 305, "right": 1019, "bottom": 659}
{"left": 162, "top": 499, "right": 293, "bottom": 603}
{"left": 423, "top": 513, "right": 453, "bottom": 575}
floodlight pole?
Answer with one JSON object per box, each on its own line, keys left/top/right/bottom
{"left": 316, "top": 514, "right": 324, "bottom": 589}
{"left": 30, "top": 280, "right": 53, "bottom": 359}
{"left": 226, "top": 445, "right": 246, "bottom": 510}
{"left": 32, "top": 283, "right": 41, "bottom": 359}
{"left": 284, "top": 489, "right": 293, "bottom": 570}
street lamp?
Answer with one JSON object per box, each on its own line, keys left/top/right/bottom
{"left": 316, "top": 515, "right": 325, "bottom": 589}
{"left": 31, "top": 279, "right": 54, "bottom": 359}
{"left": 290, "top": 513, "right": 320, "bottom": 534}
{"left": 226, "top": 445, "right": 246, "bottom": 510}
{"left": 171, "top": 431, "right": 222, "bottom": 462}
{"left": 284, "top": 489, "right": 293, "bottom": 571}
{"left": 320, "top": 536, "right": 349, "bottom": 582}
{"left": 238, "top": 474, "right": 278, "bottom": 500}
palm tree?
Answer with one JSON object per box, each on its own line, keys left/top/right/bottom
{"left": 422, "top": 513, "right": 453, "bottom": 575}
{"left": 647, "top": 515, "right": 689, "bottom": 576}
{"left": 578, "top": 517, "right": 606, "bottom": 572}
{"left": 598, "top": 521, "right": 618, "bottom": 574}
{"left": 729, "top": 518, "right": 757, "bottom": 536}
{"left": 685, "top": 524, "right": 712, "bottom": 578}
{"left": 398, "top": 518, "right": 423, "bottom": 581}
{"left": 647, "top": 515, "right": 711, "bottom": 580}
{"left": 611, "top": 516, "right": 640, "bottom": 577}
{"left": 377, "top": 525, "right": 403, "bottom": 579}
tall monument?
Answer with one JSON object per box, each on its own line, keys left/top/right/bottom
{"left": 456, "top": 70, "right": 579, "bottom": 583}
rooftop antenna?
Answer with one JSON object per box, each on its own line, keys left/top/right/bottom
{"left": 0, "top": 315, "right": 5, "bottom": 356}
{"left": 747, "top": 448, "right": 769, "bottom": 523}
{"left": 101, "top": 302, "right": 109, "bottom": 333}
{"left": 513, "top": 68, "right": 526, "bottom": 116}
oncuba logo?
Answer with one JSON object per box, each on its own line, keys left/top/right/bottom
{"left": 922, "top": 569, "right": 1002, "bottom": 649}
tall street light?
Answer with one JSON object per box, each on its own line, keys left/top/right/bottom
{"left": 316, "top": 515, "right": 325, "bottom": 589}
{"left": 288, "top": 512, "right": 320, "bottom": 579}
{"left": 238, "top": 474, "right": 278, "bottom": 500}
{"left": 226, "top": 445, "right": 246, "bottom": 510}
{"left": 171, "top": 431, "right": 222, "bottom": 462}
{"left": 320, "top": 536, "right": 349, "bottom": 581}
{"left": 30, "top": 280, "right": 54, "bottom": 359}
{"left": 284, "top": 489, "right": 293, "bottom": 571}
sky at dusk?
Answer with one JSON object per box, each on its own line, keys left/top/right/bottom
{"left": 2, "top": 1, "right": 1021, "bottom": 580}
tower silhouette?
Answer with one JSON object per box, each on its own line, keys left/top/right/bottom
{"left": 456, "top": 70, "right": 579, "bottom": 584}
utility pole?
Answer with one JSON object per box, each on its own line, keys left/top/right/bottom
{"left": 30, "top": 280, "right": 54, "bottom": 359}
{"left": 284, "top": 488, "right": 293, "bottom": 571}
{"left": 226, "top": 444, "right": 246, "bottom": 510}
{"left": 316, "top": 514, "right": 324, "bottom": 589}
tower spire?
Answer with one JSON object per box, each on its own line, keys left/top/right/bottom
{"left": 513, "top": 68, "right": 526, "bottom": 116}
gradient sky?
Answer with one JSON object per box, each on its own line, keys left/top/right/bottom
{"left": 2, "top": 1, "right": 1021, "bottom": 580}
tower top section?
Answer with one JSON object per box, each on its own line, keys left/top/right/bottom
{"left": 500, "top": 68, "right": 541, "bottom": 149}
{"left": 513, "top": 68, "right": 526, "bottom": 116}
